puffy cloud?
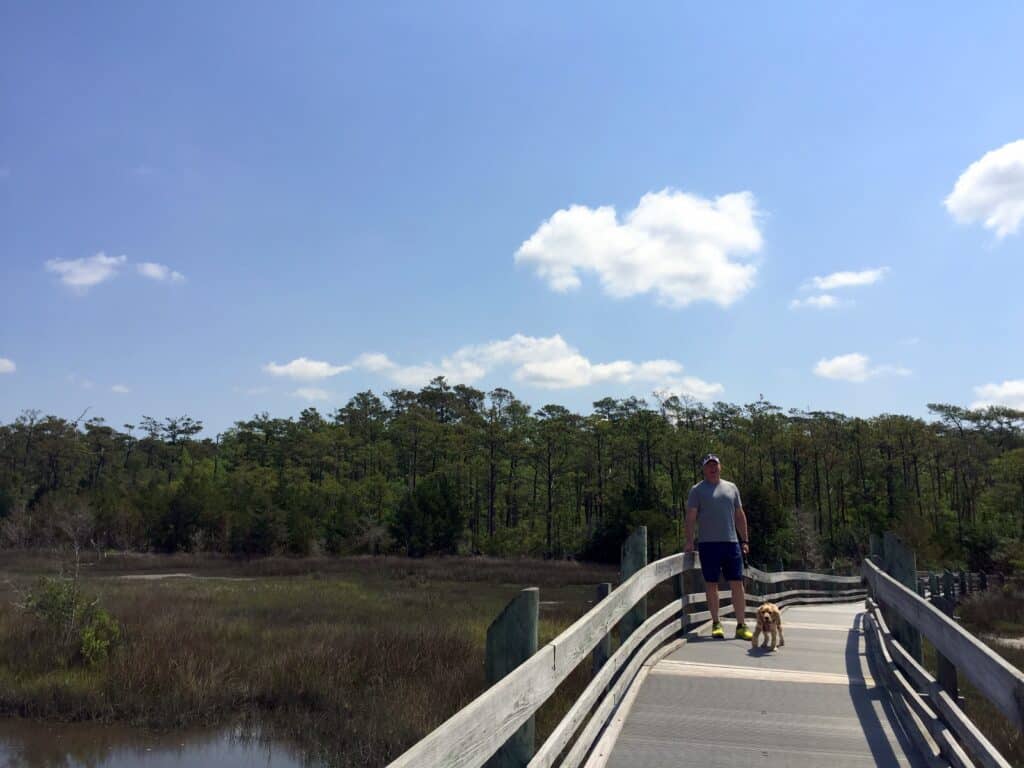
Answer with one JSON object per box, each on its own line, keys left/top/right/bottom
{"left": 813, "top": 353, "right": 910, "bottom": 383}
{"left": 971, "top": 380, "right": 1024, "bottom": 410}
{"left": 137, "top": 262, "right": 185, "bottom": 282}
{"left": 789, "top": 294, "right": 843, "bottom": 310}
{"left": 111, "top": 384, "right": 130, "bottom": 394}
{"left": 515, "top": 189, "right": 762, "bottom": 308}
{"left": 807, "top": 268, "right": 888, "bottom": 291}
{"left": 264, "top": 357, "right": 351, "bottom": 380}
{"left": 293, "top": 387, "right": 330, "bottom": 402}
{"left": 0, "top": 358, "right": 14, "bottom": 374}
{"left": 352, "top": 333, "right": 722, "bottom": 398}
{"left": 945, "top": 139, "right": 1024, "bottom": 238}
{"left": 46, "top": 252, "right": 126, "bottom": 291}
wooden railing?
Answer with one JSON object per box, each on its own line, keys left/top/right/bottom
{"left": 863, "top": 558, "right": 1024, "bottom": 768}
{"left": 389, "top": 553, "right": 865, "bottom": 768}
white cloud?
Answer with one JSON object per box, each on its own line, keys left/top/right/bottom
{"left": 789, "top": 294, "right": 844, "bottom": 310}
{"left": 971, "top": 380, "right": 1024, "bottom": 410}
{"left": 264, "top": 357, "right": 351, "bottom": 380}
{"left": 293, "top": 387, "right": 330, "bottom": 402}
{"left": 46, "top": 252, "right": 126, "bottom": 291}
{"left": 807, "top": 268, "right": 888, "bottom": 291}
{"left": 515, "top": 189, "right": 762, "bottom": 308}
{"left": 945, "top": 139, "right": 1024, "bottom": 238}
{"left": 111, "top": 384, "right": 130, "bottom": 394}
{"left": 813, "top": 353, "right": 910, "bottom": 383}
{"left": 0, "top": 358, "right": 14, "bottom": 374}
{"left": 137, "top": 262, "right": 185, "bottom": 282}
{"left": 352, "top": 333, "right": 723, "bottom": 398}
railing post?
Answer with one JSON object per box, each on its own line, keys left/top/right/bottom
{"left": 930, "top": 594, "right": 961, "bottom": 706}
{"left": 928, "top": 571, "right": 938, "bottom": 599}
{"left": 959, "top": 570, "right": 968, "bottom": 600}
{"left": 619, "top": 526, "right": 648, "bottom": 643}
{"left": 485, "top": 588, "right": 539, "bottom": 768}
{"left": 593, "top": 582, "right": 612, "bottom": 676}
{"left": 869, "top": 533, "right": 884, "bottom": 560}
{"left": 979, "top": 571, "right": 988, "bottom": 592}
{"left": 942, "top": 569, "right": 954, "bottom": 602}
{"left": 882, "top": 532, "right": 922, "bottom": 662}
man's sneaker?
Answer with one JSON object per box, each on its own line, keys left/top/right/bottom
{"left": 711, "top": 621, "right": 725, "bottom": 639}
{"left": 735, "top": 624, "right": 754, "bottom": 641}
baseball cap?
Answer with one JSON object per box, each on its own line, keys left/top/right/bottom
{"left": 701, "top": 453, "right": 721, "bottom": 466}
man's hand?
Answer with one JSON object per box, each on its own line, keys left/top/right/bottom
{"left": 741, "top": 542, "right": 750, "bottom": 556}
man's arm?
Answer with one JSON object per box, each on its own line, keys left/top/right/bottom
{"left": 734, "top": 505, "right": 749, "bottom": 555}
{"left": 684, "top": 506, "right": 698, "bottom": 553}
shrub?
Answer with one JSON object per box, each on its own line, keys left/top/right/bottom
{"left": 18, "top": 575, "right": 121, "bottom": 666}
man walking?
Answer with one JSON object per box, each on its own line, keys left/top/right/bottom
{"left": 684, "top": 454, "right": 753, "bottom": 640}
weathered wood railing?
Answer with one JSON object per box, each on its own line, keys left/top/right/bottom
{"left": 388, "top": 552, "right": 865, "bottom": 768}
{"left": 863, "top": 558, "right": 1024, "bottom": 768}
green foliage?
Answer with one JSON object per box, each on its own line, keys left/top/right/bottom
{"left": 1, "top": 395, "right": 1023, "bottom": 565}
{"left": 19, "top": 575, "right": 121, "bottom": 666}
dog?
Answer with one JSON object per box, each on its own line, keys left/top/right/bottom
{"left": 751, "top": 602, "right": 784, "bottom": 650}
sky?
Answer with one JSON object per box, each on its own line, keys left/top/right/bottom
{"left": 2, "top": 2, "right": 1024, "bottom": 436}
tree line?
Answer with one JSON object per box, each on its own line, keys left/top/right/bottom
{"left": 2, "top": 377, "right": 1022, "bottom": 571}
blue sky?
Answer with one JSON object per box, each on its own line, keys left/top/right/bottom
{"left": 2, "top": 2, "right": 1024, "bottom": 435}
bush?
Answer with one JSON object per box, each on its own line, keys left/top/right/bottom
{"left": 19, "top": 575, "right": 121, "bottom": 666}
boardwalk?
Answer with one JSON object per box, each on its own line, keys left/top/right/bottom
{"left": 597, "top": 602, "right": 925, "bottom": 768}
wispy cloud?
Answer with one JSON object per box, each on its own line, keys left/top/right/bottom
{"left": 292, "top": 387, "right": 330, "bottom": 402}
{"left": 813, "top": 353, "right": 910, "bottom": 383}
{"left": 264, "top": 357, "right": 351, "bottom": 380}
{"left": 111, "top": 384, "right": 131, "bottom": 394}
{"left": 945, "top": 139, "right": 1024, "bottom": 238}
{"left": 789, "top": 294, "right": 845, "bottom": 310}
{"left": 137, "top": 262, "right": 185, "bottom": 282}
{"left": 351, "top": 333, "right": 723, "bottom": 400}
{"left": 806, "top": 268, "right": 889, "bottom": 291}
{"left": 0, "top": 358, "right": 15, "bottom": 374}
{"left": 515, "top": 189, "right": 763, "bottom": 308}
{"left": 971, "top": 379, "right": 1024, "bottom": 410}
{"left": 46, "top": 252, "right": 126, "bottom": 292}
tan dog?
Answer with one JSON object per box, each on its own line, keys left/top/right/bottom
{"left": 751, "top": 602, "right": 784, "bottom": 650}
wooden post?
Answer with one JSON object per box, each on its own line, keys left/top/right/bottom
{"left": 942, "top": 569, "right": 954, "bottom": 602}
{"left": 930, "top": 594, "right": 960, "bottom": 705}
{"left": 979, "top": 572, "right": 988, "bottom": 592}
{"left": 869, "top": 533, "right": 884, "bottom": 560}
{"left": 619, "top": 526, "right": 648, "bottom": 643}
{"left": 928, "top": 571, "right": 939, "bottom": 599}
{"left": 959, "top": 570, "right": 968, "bottom": 599}
{"left": 882, "top": 532, "right": 922, "bottom": 662}
{"left": 593, "top": 583, "right": 612, "bottom": 676}
{"left": 485, "top": 588, "right": 539, "bottom": 768}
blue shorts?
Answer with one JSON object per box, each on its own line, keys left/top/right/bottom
{"left": 698, "top": 541, "right": 744, "bottom": 583}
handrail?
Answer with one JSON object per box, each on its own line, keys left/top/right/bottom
{"left": 389, "top": 554, "right": 866, "bottom": 768}
{"left": 863, "top": 558, "right": 1024, "bottom": 731}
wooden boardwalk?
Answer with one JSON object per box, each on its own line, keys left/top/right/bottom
{"left": 596, "top": 602, "right": 926, "bottom": 768}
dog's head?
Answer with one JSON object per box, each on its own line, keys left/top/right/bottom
{"left": 757, "top": 604, "right": 779, "bottom": 632}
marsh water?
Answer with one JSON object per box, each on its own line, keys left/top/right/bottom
{"left": 0, "top": 719, "right": 306, "bottom": 768}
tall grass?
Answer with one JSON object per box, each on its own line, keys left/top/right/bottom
{"left": 0, "top": 554, "right": 616, "bottom": 767}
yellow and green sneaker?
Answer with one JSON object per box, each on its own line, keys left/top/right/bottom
{"left": 711, "top": 621, "right": 725, "bottom": 639}
{"left": 735, "top": 623, "right": 754, "bottom": 641}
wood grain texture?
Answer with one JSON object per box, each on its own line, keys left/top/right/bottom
{"left": 864, "top": 558, "right": 1024, "bottom": 730}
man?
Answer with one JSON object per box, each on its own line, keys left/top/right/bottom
{"left": 684, "top": 453, "right": 753, "bottom": 640}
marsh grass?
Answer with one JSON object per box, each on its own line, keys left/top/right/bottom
{"left": 0, "top": 553, "right": 616, "bottom": 766}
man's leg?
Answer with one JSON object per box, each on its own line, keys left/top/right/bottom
{"left": 706, "top": 581, "right": 720, "bottom": 623}
{"left": 729, "top": 580, "right": 746, "bottom": 626}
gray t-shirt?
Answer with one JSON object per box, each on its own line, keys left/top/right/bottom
{"left": 686, "top": 479, "right": 742, "bottom": 543}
